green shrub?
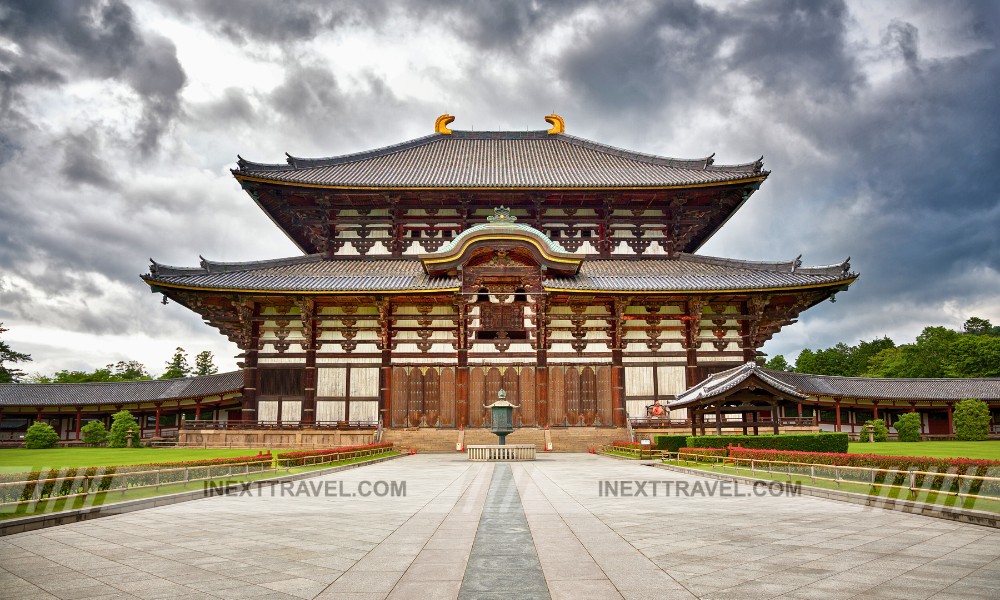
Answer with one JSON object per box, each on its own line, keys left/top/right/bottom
{"left": 677, "top": 447, "right": 728, "bottom": 461}
{"left": 954, "top": 399, "right": 990, "bottom": 441}
{"left": 24, "top": 422, "right": 59, "bottom": 449}
{"left": 894, "top": 412, "right": 922, "bottom": 442}
{"left": 858, "top": 419, "right": 889, "bottom": 443}
{"left": 80, "top": 420, "right": 109, "bottom": 447}
{"left": 684, "top": 433, "right": 849, "bottom": 453}
{"left": 108, "top": 410, "right": 141, "bottom": 448}
{"left": 653, "top": 435, "right": 688, "bottom": 452}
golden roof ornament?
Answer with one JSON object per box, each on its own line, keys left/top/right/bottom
{"left": 435, "top": 114, "right": 455, "bottom": 135}
{"left": 545, "top": 114, "right": 565, "bottom": 134}
{"left": 487, "top": 206, "right": 517, "bottom": 223}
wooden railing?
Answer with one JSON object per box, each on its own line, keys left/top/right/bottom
{"left": 667, "top": 451, "right": 1000, "bottom": 506}
{"left": 181, "top": 419, "right": 378, "bottom": 430}
{"left": 0, "top": 446, "right": 397, "bottom": 510}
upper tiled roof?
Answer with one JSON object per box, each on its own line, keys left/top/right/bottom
{"left": 670, "top": 363, "right": 808, "bottom": 407}
{"left": 234, "top": 130, "right": 767, "bottom": 189}
{"left": 765, "top": 370, "right": 1000, "bottom": 401}
{"left": 144, "top": 253, "right": 854, "bottom": 293}
{"left": 0, "top": 372, "right": 243, "bottom": 407}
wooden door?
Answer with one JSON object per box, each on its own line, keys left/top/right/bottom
{"left": 580, "top": 366, "right": 597, "bottom": 426}
{"left": 503, "top": 368, "right": 520, "bottom": 424}
{"left": 408, "top": 368, "right": 424, "bottom": 426}
{"left": 440, "top": 367, "right": 456, "bottom": 427}
{"left": 391, "top": 367, "right": 408, "bottom": 427}
{"left": 469, "top": 368, "right": 486, "bottom": 426}
{"left": 519, "top": 367, "right": 535, "bottom": 427}
{"left": 549, "top": 366, "right": 565, "bottom": 426}
{"left": 565, "top": 367, "right": 581, "bottom": 426}
{"left": 423, "top": 368, "right": 440, "bottom": 427}
{"left": 485, "top": 367, "right": 503, "bottom": 426}
{"left": 597, "top": 366, "right": 612, "bottom": 426}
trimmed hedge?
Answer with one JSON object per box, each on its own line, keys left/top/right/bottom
{"left": 653, "top": 435, "right": 688, "bottom": 452}
{"left": 677, "top": 447, "right": 727, "bottom": 460}
{"left": 0, "top": 453, "right": 273, "bottom": 504}
{"left": 275, "top": 443, "right": 394, "bottom": 467}
{"left": 685, "top": 433, "right": 849, "bottom": 453}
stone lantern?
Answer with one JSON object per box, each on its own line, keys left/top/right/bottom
{"left": 485, "top": 389, "right": 518, "bottom": 445}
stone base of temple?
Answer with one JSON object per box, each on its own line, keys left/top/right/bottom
{"left": 382, "top": 427, "right": 627, "bottom": 453}
{"left": 178, "top": 428, "right": 375, "bottom": 448}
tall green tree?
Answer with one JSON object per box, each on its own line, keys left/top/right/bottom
{"left": 764, "top": 355, "right": 792, "bottom": 371}
{"left": 0, "top": 323, "right": 32, "bottom": 383}
{"left": 963, "top": 317, "right": 996, "bottom": 336}
{"left": 194, "top": 351, "right": 218, "bottom": 376}
{"left": 161, "top": 347, "right": 191, "bottom": 379}
{"left": 32, "top": 360, "right": 152, "bottom": 384}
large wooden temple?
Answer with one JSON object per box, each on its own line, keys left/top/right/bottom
{"left": 142, "top": 114, "right": 858, "bottom": 435}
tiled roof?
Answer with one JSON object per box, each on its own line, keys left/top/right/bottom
{"left": 0, "top": 372, "right": 243, "bottom": 407}
{"left": 765, "top": 370, "right": 1000, "bottom": 401}
{"left": 670, "top": 363, "right": 808, "bottom": 407}
{"left": 144, "top": 253, "right": 855, "bottom": 293}
{"left": 234, "top": 130, "right": 767, "bottom": 189}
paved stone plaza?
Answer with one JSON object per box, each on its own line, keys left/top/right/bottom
{"left": 2, "top": 454, "right": 999, "bottom": 599}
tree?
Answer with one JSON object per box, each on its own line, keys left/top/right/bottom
{"left": 868, "top": 418, "right": 889, "bottom": 442}
{"left": 24, "top": 421, "right": 59, "bottom": 449}
{"left": 963, "top": 317, "right": 995, "bottom": 336}
{"left": 764, "top": 355, "right": 791, "bottom": 372}
{"left": 194, "top": 351, "right": 218, "bottom": 376}
{"left": 80, "top": 420, "right": 109, "bottom": 446}
{"left": 109, "top": 410, "right": 141, "bottom": 448}
{"left": 0, "top": 323, "right": 32, "bottom": 383}
{"left": 953, "top": 399, "right": 991, "bottom": 441}
{"left": 894, "top": 413, "right": 922, "bottom": 442}
{"left": 33, "top": 361, "right": 153, "bottom": 384}
{"left": 161, "top": 347, "right": 191, "bottom": 379}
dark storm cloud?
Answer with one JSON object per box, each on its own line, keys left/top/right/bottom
{"left": 0, "top": 0, "right": 186, "bottom": 156}
{"left": 60, "top": 132, "right": 117, "bottom": 190}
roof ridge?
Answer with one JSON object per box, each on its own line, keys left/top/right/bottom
{"left": 149, "top": 254, "right": 326, "bottom": 277}
{"left": 766, "top": 370, "right": 1000, "bottom": 384}
{"left": 0, "top": 371, "right": 242, "bottom": 389}
{"left": 236, "top": 133, "right": 443, "bottom": 171}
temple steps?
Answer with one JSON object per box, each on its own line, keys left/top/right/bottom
{"left": 381, "top": 427, "right": 627, "bottom": 453}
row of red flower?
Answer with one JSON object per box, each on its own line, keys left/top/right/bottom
{"left": 678, "top": 447, "right": 727, "bottom": 458}
{"left": 727, "top": 448, "right": 1000, "bottom": 474}
{"left": 275, "top": 443, "right": 395, "bottom": 465}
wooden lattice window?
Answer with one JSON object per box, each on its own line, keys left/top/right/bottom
{"left": 259, "top": 368, "right": 304, "bottom": 397}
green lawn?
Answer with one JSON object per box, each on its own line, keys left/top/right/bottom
{"left": 847, "top": 441, "right": 1000, "bottom": 460}
{"left": 0, "top": 448, "right": 271, "bottom": 473}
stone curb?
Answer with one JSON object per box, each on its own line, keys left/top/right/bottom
{"left": 650, "top": 462, "right": 1000, "bottom": 529}
{"left": 0, "top": 453, "right": 404, "bottom": 537}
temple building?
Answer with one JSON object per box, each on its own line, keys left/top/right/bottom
{"left": 138, "top": 114, "right": 856, "bottom": 443}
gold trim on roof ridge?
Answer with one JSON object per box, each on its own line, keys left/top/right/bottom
{"left": 435, "top": 114, "right": 455, "bottom": 135}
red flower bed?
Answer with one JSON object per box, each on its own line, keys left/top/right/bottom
{"left": 276, "top": 443, "right": 394, "bottom": 466}
{"left": 611, "top": 441, "right": 642, "bottom": 449}
{"left": 677, "top": 447, "right": 727, "bottom": 459}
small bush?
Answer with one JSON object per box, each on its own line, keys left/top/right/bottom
{"left": 858, "top": 419, "right": 889, "bottom": 443}
{"left": 684, "top": 433, "right": 849, "bottom": 453}
{"left": 653, "top": 435, "right": 688, "bottom": 452}
{"left": 109, "top": 410, "right": 141, "bottom": 448}
{"left": 24, "top": 422, "right": 59, "bottom": 449}
{"left": 954, "top": 399, "right": 990, "bottom": 441}
{"left": 80, "top": 420, "right": 109, "bottom": 447}
{"left": 894, "top": 413, "right": 922, "bottom": 442}
{"left": 677, "top": 447, "right": 727, "bottom": 461}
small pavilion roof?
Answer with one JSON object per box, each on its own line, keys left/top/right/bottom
{"left": 669, "top": 363, "right": 808, "bottom": 408}
{"left": 234, "top": 130, "right": 767, "bottom": 189}
{"left": 0, "top": 372, "right": 243, "bottom": 407}
{"left": 143, "top": 253, "right": 855, "bottom": 294}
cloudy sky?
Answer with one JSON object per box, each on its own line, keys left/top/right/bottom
{"left": 1, "top": 0, "right": 998, "bottom": 377}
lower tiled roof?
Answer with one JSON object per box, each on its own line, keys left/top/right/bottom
{"left": 144, "top": 253, "right": 854, "bottom": 293}
{"left": 766, "top": 370, "right": 1000, "bottom": 401}
{"left": 0, "top": 372, "right": 243, "bottom": 407}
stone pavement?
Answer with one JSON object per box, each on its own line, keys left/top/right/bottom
{"left": 1, "top": 454, "right": 999, "bottom": 599}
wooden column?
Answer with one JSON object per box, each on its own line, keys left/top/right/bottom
{"left": 834, "top": 399, "right": 842, "bottom": 432}
{"left": 344, "top": 366, "right": 352, "bottom": 422}
{"left": 684, "top": 300, "right": 704, "bottom": 387}
{"left": 194, "top": 400, "right": 202, "bottom": 420}
{"left": 690, "top": 409, "right": 697, "bottom": 437}
{"left": 947, "top": 403, "right": 954, "bottom": 435}
{"left": 742, "top": 411, "right": 748, "bottom": 435}
{"left": 872, "top": 403, "right": 879, "bottom": 421}
{"left": 154, "top": 403, "right": 163, "bottom": 437}
{"left": 379, "top": 299, "right": 394, "bottom": 426}
{"left": 797, "top": 402, "right": 803, "bottom": 418}
{"left": 457, "top": 350, "right": 469, "bottom": 427}
{"left": 534, "top": 297, "right": 549, "bottom": 427}
{"left": 75, "top": 406, "right": 82, "bottom": 441}
{"left": 771, "top": 403, "right": 779, "bottom": 435}
{"left": 714, "top": 406, "right": 722, "bottom": 436}
{"left": 35, "top": 406, "right": 43, "bottom": 422}
{"left": 301, "top": 298, "right": 317, "bottom": 425}
{"left": 239, "top": 300, "right": 259, "bottom": 423}
{"left": 610, "top": 298, "right": 626, "bottom": 427}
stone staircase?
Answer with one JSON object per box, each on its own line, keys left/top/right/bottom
{"left": 381, "top": 427, "right": 627, "bottom": 453}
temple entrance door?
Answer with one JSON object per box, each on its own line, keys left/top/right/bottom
{"left": 469, "top": 366, "right": 536, "bottom": 427}
{"left": 390, "top": 367, "right": 456, "bottom": 428}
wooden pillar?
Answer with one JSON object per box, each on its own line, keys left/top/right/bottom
{"left": 684, "top": 300, "right": 703, "bottom": 387}
{"left": 872, "top": 403, "right": 878, "bottom": 421}
{"left": 75, "top": 406, "right": 83, "bottom": 441}
{"left": 610, "top": 298, "right": 626, "bottom": 427}
{"left": 771, "top": 403, "right": 779, "bottom": 435}
{"left": 534, "top": 297, "right": 549, "bottom": 427}
{"left": 742, "top": 411, "right": 748, "bottom": 436}
{"left": 740, "top": 313, "right": 755, "bottom": 362}
{"left": 276, "top": 398, "right": 283, "bottom": 426}
{"left": 35, "top": 406, "right": 44, "bottom": 422}
{"left": 302, "top": 327, "right": 317, "bottom": 426}
{"left": 154, "top": 403, "right": 162, "bottom": 437}
{"left": 194, "top": 400, "right": 202, "bottom": 421}
{"left": 947, "top": 403, "right": 954, "bottom": 435}
{"left": 240, "top": 301, "right": 260, "bottom": 424}
{"left": 714, "top": 406, "right": 722, "bottom": 436}
{"left": 691, "top": 408, "right": 697, "bottom": 437}
{"left": 835, "top": 399, "right": 842, "bottom": 432}
{"left": 344, "top": 366, "right": 352, "bottom": 422}
{"left": 752, "top": 409, "right": 759, "bottom": 436}
{"left": 797, "top": 403, "right": 803, "bottom": 418}
{"left": 380, "top": 352, "right": 392, "bottom": 426}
